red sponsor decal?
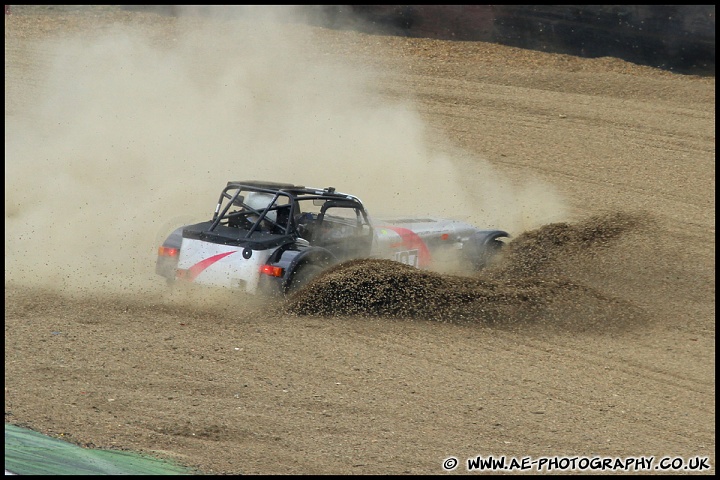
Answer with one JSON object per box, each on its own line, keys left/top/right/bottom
{"left": 380, "top": 225, "right": 432, "bottom": 267}
{"left": 183, "top": 250, "right": 237, "bottom": 282}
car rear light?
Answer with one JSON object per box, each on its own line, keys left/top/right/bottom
{"left": 259, "top": 264, "right": 284, "bottom": 277}
{"left": 158, "top": 246, "right": 179, "bottom": 257}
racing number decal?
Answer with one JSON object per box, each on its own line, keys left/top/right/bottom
{"left": 182, "top": 251, "right": 237, "bottom": 282}
{"left": 392, "top": 249, "right": 420, "bottom": 267}
{"left": 380, "top": 226, "right": 432, "bottom": 268}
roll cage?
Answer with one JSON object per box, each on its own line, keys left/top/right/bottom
{"left": 209, "top": 181, "right": 373, "bottom": 244}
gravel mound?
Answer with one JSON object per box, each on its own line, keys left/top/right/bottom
{"left": 284, "top": 211, "right": 649, "bottom": 328}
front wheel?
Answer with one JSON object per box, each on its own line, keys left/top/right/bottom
{"left": 286, "top": 263, "right": 325, "bottom": 295}
{"left": 479, "top": 239, "right": 505, "bottom": 269}
{"left": 465, "top": 235, "right": 507, "bottom": 271}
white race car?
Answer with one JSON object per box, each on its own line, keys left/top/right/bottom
{"left": 156, "top": 181, "right": 510, "bottom": 295}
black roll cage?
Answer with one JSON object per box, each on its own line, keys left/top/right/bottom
{"left": 209, "top": 180, "right": 372, "bottom": 239}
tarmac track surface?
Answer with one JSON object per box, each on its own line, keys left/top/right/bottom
{"left": 4, "top": 6, "right": 715, "bottom": 475}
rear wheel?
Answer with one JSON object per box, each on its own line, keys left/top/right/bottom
{"left": 286, "top": 263, "right": 325, "bottom": 294}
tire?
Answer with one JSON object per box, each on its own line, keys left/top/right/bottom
{"left": 479, "top": 239, "right": 505, "bottom": 269}
{"left": 466, "top": 236, "right": 506, "bottom": 270}
{"left": 287, "top": 263, "right": 325, "bottom": 294}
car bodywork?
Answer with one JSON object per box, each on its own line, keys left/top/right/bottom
{"left": 156, "top": 180, "right": 510, "bottom": 295}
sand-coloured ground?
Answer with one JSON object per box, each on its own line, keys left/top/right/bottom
{"left": 5, "top": 6, "right": 715, "bottom": 475}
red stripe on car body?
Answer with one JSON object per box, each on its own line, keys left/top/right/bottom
{"left": 185, "top": 251, "right": 237, "bottom": 282}
{"left": 378, "top": 225, "right": 432, "bottom": 267}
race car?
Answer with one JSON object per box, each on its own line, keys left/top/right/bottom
{"left": 156, "top": 180, "right": 510, "bottom": 295}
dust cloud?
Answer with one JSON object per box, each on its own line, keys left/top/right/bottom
{"left": 4, "top": 6, "right": 567, "bottom": 295}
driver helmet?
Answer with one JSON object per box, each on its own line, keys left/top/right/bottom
{"left": 244, "top": 192, "right": 276, "bottom": 222}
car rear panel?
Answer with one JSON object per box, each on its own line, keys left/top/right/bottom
{"left": 176, "top": 237, "right": 273, "bottom": 293}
